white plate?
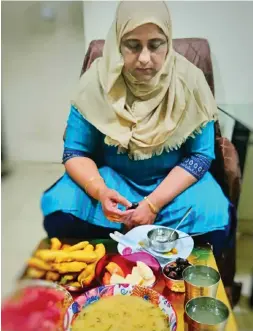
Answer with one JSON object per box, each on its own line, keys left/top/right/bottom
{"left": 117, "top": 225, "right": 194, "bottom": 266}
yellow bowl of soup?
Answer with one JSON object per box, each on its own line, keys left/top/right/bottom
{"left": 64, "top": 284, "right": 177, "bottom": 331}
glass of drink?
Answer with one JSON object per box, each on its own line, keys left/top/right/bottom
{"left": 182, "top": 265, "right": 220, "bottom": 302}
{"left": 185, "top": 296, "right": 229, "bottom": 330}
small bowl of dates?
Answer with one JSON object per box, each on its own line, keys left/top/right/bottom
{"left": 162, "top": 258, "right": 192, "bottom": 293}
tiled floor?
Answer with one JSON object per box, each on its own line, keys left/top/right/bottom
{"left": 2, "top": 162, "right": 253, "bottom": 329}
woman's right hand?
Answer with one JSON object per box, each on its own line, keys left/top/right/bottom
{"left": 98, "top": 187, "right": 133, "bottom": 222}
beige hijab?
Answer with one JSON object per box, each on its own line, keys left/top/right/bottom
{"left": 72, "top": 1, "right": 218, "bottom": 160}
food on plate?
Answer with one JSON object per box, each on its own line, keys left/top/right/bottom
{"left": 78, "top": 244, "right": 106, "bottom": 286}
{"left": 1, "top": 285, "right": 70, "bottom": 331}
{"left": 105, "top": 262, "right": 125, "bottom": 277}
{"left": 51, "top": 262, "right": 87, "bottom": 274}
{"left": 94, "top": 243, "right": 106, "bottom": 260}
{"left": 78, "top": 263, "right": 96, "bottom": 286}
{"left": 59, "top": 274, "right": 76, "bottom": 285}
{"left": 25, "top": 240, "right": 106, "bottom": 290}
{"left": 35, "top": 249, "right": 97, "bottom": 263}
{"left": 50, "top": 237, "right": 62, "bottom": 250}
{"left": 132, "top": 266, "right": 142, "bottom": 279}
{"left": 35, "top": 250, "right": 72, "bottom": 262}
{"left": 163, "top": 258, "right": 191, "bottom": 280}
{"left": 83, "top": 244, "right": 95, "bottom": 252}
{"left": 62, "top": 244, "right": 71, "bottom": 250}
{"left": 71, "top": 295, "right": 170, "bottom": 331}
{"left": 68, "top": 281, "right": 82, "bottom": 288}
{"left": 110, "top": 273, "right": 126, "bottom": 284}
{"left": 69, "top": 250, "right": 97, "bottom": 263}
{"left": 136, "top": 261, "right": 154, "bottom": 280}
{"left": 138, "top": 241, "right": 178, "bottom": 256}
{"left": 45, "top": 271, "right": 60, "bottom": 281}
{"left": 27, "top": 257, "right": 51, "bottom": 271}
{"left": 102, "top": 272, "right": 111, "bottom": 285}
{"left": 142, "top": 275, "right": 156, "bottom": 287}
{"left": 102, "top": 261, "right": 156, "bottom": 287}
{"left": 26, "top": 268, "right": 46, "bottom": 279}
{"left": 163, "top": 247, "right": 178, "bottom": 256}
{"left": 125, "top": 272, "right": 143, "bottom": 285}
{"left": 64, "top": 241, "right": 89, "bottom": 252}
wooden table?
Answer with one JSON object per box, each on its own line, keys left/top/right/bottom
{"left": 21, "top": 238, "right": 238, "bottom": 331}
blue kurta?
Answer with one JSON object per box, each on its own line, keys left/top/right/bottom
{"left": 41, "top": 106, "right": 230, "bottom": 234}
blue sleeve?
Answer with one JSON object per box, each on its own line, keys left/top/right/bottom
{"left": 63, "top": 105, "right": 102, "bottom": 163}
{"left": 178, "top": 121, "right": 215, "bottom": 180}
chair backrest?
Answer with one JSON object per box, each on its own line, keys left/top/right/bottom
{"left": 81, "top": 38, "right": 215, "bottom": 95}
{"left": 78, "top": 38, "right": 241, "bottom": 207}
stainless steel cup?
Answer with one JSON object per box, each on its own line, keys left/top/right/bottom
{"left": 182, "top": 265, "right": 220, "bottom": 302}
{"left": 185, "top": 296, "right": 229, "bottom": 331}
{"left": 147, "top": 227, "right": 179, "bottom": 253}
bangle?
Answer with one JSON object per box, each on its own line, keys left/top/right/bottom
{"left": 84, "top": 176, "right": 104, "bottom": 192}
{"left": 144, "top": 196, "right": 159, "bottom": 214}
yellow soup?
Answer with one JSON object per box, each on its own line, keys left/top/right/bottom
{"left": 72, "top": 295, "right": 170, "bottom": 331}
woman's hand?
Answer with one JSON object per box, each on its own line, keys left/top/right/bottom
{"left": 122, "top": 200, "right": 157, "bottom": 230}
{"left": 98, "top": 188, "right": 133, "bottom": 222}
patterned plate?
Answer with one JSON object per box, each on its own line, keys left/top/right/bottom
{"left": 64, "top": 284, "right": 177, "bottom": 331}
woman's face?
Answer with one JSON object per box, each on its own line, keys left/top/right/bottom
{"left": 120, "top": 23, "right": 168, "bottom": 82}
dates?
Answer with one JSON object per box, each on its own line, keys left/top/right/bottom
{"left": 163, "top": 258, "right": 191, "bottom": 280}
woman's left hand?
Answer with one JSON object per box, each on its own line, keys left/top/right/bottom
{"left": 121, "top": 200, "right": 157, "bottom": 230}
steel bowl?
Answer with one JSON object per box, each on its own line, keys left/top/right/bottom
{"left": 147, "top": 227, "right": 179, "bottom": 253}
{"left": 162, "top": 261, "right": 192, "bottom": 293}
{"left": 185, "top": 296, "right": 229, "bottom": 330}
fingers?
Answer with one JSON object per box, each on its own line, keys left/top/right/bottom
{"left": 110, "top": 191, "right": 132, "bottom": 208}
{"left": 101, "top": 189, "right": 133, "bottom": 222}
{"left": 106, "top": 208, "right": 134, "bottom": 223}
{"left": 105, "top": 205, "right": 133, "bottom": 217}
{"left": 107, "top": 215, "right": 121, "bottom": 223}
{"left": 121, "top": 212, "right": 136, "bottom": 230}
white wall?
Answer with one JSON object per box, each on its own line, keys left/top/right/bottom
{"left": 83, "top": 1, "right": 253, "bottom": 105}
{"left": 2, "top": 1, "right": 85, "bottom": 162}
{"left": 3, "top": 1, "right": 252, "bottom": 162}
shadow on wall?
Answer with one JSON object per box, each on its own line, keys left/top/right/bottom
{"left": 23, "top": 1, "right": 84, "bottom": 35}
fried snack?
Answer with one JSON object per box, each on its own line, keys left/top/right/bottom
{"left": 69, "top": 251, "right": 97, "bottom": 263}
{"left": 26, "top": 268, "right": 46, "bottom": 279}
{"left": 62, "top": 244, "right": 72, "bottom": 250}
{"left": 64, "top": 241, "right": 89, "bottom": 252}
{"left": 78, "top": 263, "right": 96, "bottom": 287}
{"left": 51, "top": 262, "right": 87, "bottom": 274}
{"left": 50, "top": 238, "right": 62, "bottom": 250}
{"left": 77, "top": 243, "right": 106, "bottom": 287}
{"left": 59, "top": 274, "right": 77, "bottom": 285}
{"left": 83, "top": 244, "right": 94, "bottom": 253}
{"left": 68, "top": 281, "right": 82, "bottom": 288}
{"left": 27, "top": 257, "right": 51, "bottom": 271}
{"left": 45, "top": 271, "right": 60, "bottom": 281}
{"left": 35, "top": 250, "right": 72, "bottom": 262}
{"left": 94, "top": 243, "right": 106, "bottom": 260}
{"left": 35, "top": 249, "right": 97, "bottom": 263}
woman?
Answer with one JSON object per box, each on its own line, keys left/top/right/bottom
{"left": 41, "top": 1, "right": 230, "bottom": 258}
